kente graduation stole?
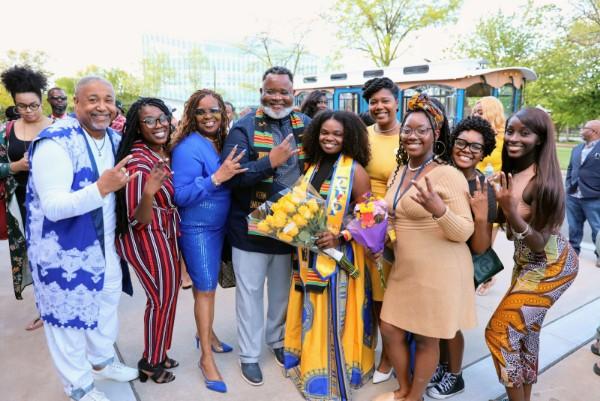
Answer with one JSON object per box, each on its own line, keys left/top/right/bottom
{"left": 298, "top": 154, "right": 354, "bottom": 292}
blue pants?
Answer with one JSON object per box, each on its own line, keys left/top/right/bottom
{"left": 566, "top": 195, "right": 600, "bottom": 255}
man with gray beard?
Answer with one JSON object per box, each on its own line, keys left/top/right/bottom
{"left": 222, "top": 66, "right": 311, "bottom": 386}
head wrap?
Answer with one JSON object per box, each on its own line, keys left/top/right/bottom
{"left": 407, "top": 93, "right": 444, "bottom": 130}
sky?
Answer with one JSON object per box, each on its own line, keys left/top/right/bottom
{"left": 1, "top": 0, "right": 573, "bottom": 81}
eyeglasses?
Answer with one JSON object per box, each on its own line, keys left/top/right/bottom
{"left": 15, "top": 103, "right": 41, "bottom": 112}
{"left": 49, "top": 96, "right": 68, "bottom": 101}
{"left": 195, "top": 108, "right": 221, "bottom": 117}
{"left": 454, "top": 138, "right": 484, "bottom": 153}
{"left": 141, "top": 114, "right": 170, "bottom": 128}
{"left": 400, "top": 127, "right": 432, "bottom": 137}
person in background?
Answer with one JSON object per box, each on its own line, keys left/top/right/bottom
{"left": 171, "top": 89, "right": 246, "bottom": 393}
{"left": 47, "top": 87, "right": 69, "bottom": 120}
{"left": 116, "top": 97, "right": 180, "bottom": 384}
{"left": 222, "top": 66, "right": 310, "bottom": 386}
{"left": 360, "top": 76, "right": 400, "bottom": 384}
{"left": 300, "top": 90, "right": 329, "bottom": 118}
{"left": 27, "top": 76, "right": 138, "bottom": 401}
{"left": 428, "top": 116, "right": 496, "bottom": 399}
{"left": 472, "top": 96, "right": 506, "bottom": 295}
{"left": 375, "top": 93, "right": 476, "bottom": 401}
{"left": 110, "top": 100, "right": 126, "bottom": 134}
{"left": 0, "top": 66, "right": 53, "bottom": 331}
{"left": 486, "top": 108, "right": 578, "bottom": 401}
{"left": 225, "top": 101, "right": 236, "bottom": 130}
{"left": 565, "top": 119, "right": 600, "bottom": 267}
{"left": 284, "top": 110, "right": 374, "bottom": 400}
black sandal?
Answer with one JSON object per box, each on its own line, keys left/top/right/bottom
{"left": 594, "top": 363, "right": 600, "bottom": 376}
{"left": 160, "top": 356, "right": 179, "bottom": 369}
{"left": 138, "top": 358, "right": 176, "bottom": 383}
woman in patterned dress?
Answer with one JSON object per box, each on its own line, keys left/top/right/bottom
{"left": 485, "top": 107, "right": 579, "bottom": 401}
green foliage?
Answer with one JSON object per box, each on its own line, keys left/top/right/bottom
{"left": 187, "top": 46, "right": 209, "bottom": 93}
{"left": 454, "top": 1, "right": 559, "bottom": 67}
{"left": 327, "top": 0, "right": 461, "bottom": 67}
{"left": 141, "top": 51, "right": 175, "bottom": 97}
{"left": 240, "top": 31, "right": 309, "bottom": 75}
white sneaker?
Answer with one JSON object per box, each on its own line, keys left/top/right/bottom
{"left": 372, "top": 368, "right": 394, "bottom": 384}
{"left": 78, "top": 388, "right": 111, "bottom": 401}
{"left": 93, "top": 360, "right": 138, "bottom": 382}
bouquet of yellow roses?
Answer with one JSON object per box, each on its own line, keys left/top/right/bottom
{"left": 247, "top": 179, "right": 359, "bottom": 278}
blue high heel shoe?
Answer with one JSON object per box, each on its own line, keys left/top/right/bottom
{"left": 194, "top": 335, "right": 233, "bottom": 353}
{"left": 199, "top": 362, "right": 227, "bottom": 393}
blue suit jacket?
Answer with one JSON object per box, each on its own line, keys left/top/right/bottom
{"left": 566, "top": 141, "right": 600, "bottom": 199}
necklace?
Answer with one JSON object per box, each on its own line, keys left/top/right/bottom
{"left": 374, "top": 120, "right": 399, "bottom": 134}
{"left": 407, "top": 157, "right": 434, "bottom": 172}
{"left": 91, "top": 134, "right": 107, "bottom": 157}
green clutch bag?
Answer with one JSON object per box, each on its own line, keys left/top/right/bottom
{"left": 473, "top": 248, "right": 504, "bottom": 287}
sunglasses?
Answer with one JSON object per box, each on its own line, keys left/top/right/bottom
{"left": 195, "top": 108, "right": 221, "bottom": 117}
{"left": 49, "top": 96, "right": 68, "bottom": 101}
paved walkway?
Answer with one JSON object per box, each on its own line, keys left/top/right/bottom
{"left": 2, "top": 230, "right": 599, "bottom": 401}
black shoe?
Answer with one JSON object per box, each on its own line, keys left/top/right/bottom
{"left": 272, "top": 347, "right": 285, "bottom": 368}
{"left": 427, "top": 372, "right": 465, "bottom": 399}
{"left": 427, "top": 363, "right": 448, "bottom": 388}
{"left": 240, "top": 362, "right": 263, "bottom": 386}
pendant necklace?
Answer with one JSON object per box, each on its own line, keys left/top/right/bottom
{"left": 91, "top": 134, "right": 107, "bottom": 157}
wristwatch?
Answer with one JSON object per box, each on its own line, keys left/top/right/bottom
{"left": 210, "top": 174, "right": 221, "bottom": 187}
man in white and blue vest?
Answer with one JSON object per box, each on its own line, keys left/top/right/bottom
{"left": 27, "top": 76, "right": 138, "bottom": 401}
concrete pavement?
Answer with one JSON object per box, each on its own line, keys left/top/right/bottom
{"left": 2, "top": 230, "right": 599, "bottom": 401}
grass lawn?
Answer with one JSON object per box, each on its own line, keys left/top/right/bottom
{"left": 556, "top": 143, "right": 576, "bottom": 170}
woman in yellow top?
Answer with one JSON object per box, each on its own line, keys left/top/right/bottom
{"left": 284, "top": 110, "right": 374, "bottom": 401}
{"left": 374, "top": 94, "right": 476, "bottom": 401}
{"left": 473, "top": 96, "right": 506, "bottom": 173}
{"left": 361, "top": 77, "right": 400, "bottom": 384}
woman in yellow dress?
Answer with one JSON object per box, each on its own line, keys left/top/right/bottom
{"left": 284, "top": 110, "right": 374, "bottom": 401}
{"left": 361, "top": 77, "right": 400, "bottom": 383}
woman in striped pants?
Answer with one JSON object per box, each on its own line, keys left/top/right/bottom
{"left": 116, "top": 97, "right": 180, "bottom": 384}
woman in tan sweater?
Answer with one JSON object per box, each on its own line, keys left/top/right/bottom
{"left": 374, "top": 94, "right": 476, "bottom": 401}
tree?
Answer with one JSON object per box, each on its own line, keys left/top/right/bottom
{"left": 454, "top": 1, "right": 560, "bottom": 67}
{"left": 327, "top": 0, "right": 461, "bottom": 67}
{"left": 141, "top": 51, "right": 175, "bottom": 97}
{"left": 187, "top": 46, "right": 209, "bottom": 93}
{"left": 240, "top": 31, "right": 309, "bottom": 75}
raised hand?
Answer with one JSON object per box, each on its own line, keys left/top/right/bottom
{"left": 214, "top": 145, "right": 248, "bottom": 183}
{"left": 469, "top": 177, "right": 489, "bottom": 222}
{"left": 410, "top": 176, "right": 447, "bottom": 218}
{"left": 97, "top": 155, "right": 137, "bottom": 197}
{"left": 268, "top": 134, "right": 299, "bottom": 168}
{"left": 491, "top": 171, "right": 518, "bottom": 217}
{"left": 143, "top": 158, "right": 171, "bottom": 196}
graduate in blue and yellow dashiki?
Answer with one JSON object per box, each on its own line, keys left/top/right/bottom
{"left": 284, "top": 110, "right": 376, "bottom": 401}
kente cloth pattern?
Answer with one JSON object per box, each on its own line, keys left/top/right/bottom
{"left": 0, "top": 121, "right": 31, "bottom": 299}
{"left": 116, "top": 141, "right": 181, "bottom": 364}
{"left": 406, "top": 93, "right": 444, "bottom": 130}
{"left": 485, "top": 233, "right": 578, "bottom": 387}
{"left": 26, "top": 118, "right": 122, "bottom": 329}
{"left": 284, "top": 158, "right": 375, "bottom": 401}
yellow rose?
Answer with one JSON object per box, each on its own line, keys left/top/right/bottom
{"left": 298, "top": 205, "right": 313, "bottom": 220}
{"left": 277, "top": 232, "right": 294, "bottom": 243}
{"left": 307, "top": 198, "right": 319, "bottom": 213}
{"left": 292, "top": 214, "right": 307, "bottom": 228}
{"left": 256, "top": 220, "right": 271, "bottom": 233}
{"left": 283, "top": 222, "right": 299, "bottom": 238}
{"left": 272, "top": 212, "right": 288, "bottom": 228}
{"left": 281, "top": 200, "right": 296, "bottom": 214}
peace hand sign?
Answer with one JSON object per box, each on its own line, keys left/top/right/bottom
{"left": 214, "top": 145, "right": 248, "bottom": 183}
{"left": 410, "top": 176, "right": 447, "bottom": 218}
